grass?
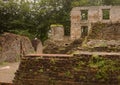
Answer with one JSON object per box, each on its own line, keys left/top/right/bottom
{"left": 0, "top": 62, "right": 9, "bottom": 66}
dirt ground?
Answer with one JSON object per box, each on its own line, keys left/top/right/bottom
{"left": 0, "top": 62, "right": 20, "bottom": 83}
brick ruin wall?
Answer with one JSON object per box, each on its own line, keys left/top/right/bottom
{"left": 14, "top": 54, "right": 120, "bottom": 85}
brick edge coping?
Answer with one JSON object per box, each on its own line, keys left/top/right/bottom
{"left": 74, "top": 51, "right": 120, "bottom": 56}
{"left": 25, "top": 54, "right": 73, "bottom": 58}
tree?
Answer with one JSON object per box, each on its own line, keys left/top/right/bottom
{"left": 89, "top": 0, "right": 103, "bottom": 5}
{"left": 103, "top": 0, "right": 120, "bottom": 5}
{"left": 71, "top": 0, "right": 89, "bottom": 7}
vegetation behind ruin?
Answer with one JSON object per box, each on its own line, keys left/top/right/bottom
{"left": 0, "top": 0, "right": 120, "bottom": 42}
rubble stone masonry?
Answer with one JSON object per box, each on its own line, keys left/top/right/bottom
{"left": 70, "top": 6, "right": 120, "bottom": 40}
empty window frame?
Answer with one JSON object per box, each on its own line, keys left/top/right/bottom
{"left": 81, "top": 10, "right": 88, "bottom": 20}
{"left": 102, "top": 9, "right": 110, "bottom": 20}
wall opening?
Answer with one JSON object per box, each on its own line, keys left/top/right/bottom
{"left": 81, "top": 10, "right": 88, "bottom": 20}
{"left": 102, "top": 9, "right": 110, "bottom": 20}
{"left": 81, "top": 26, "right": 88, "bottom": 38}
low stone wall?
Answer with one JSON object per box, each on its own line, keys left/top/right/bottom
{"left": 13, "top": 53, "right": 120, "bottom": 85}
{"left": 84, "top": 40, "right": 120, "bottom": 52}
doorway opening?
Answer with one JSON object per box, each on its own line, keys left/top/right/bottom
{"left": 81, "top": 26, "right": 88, "bottom": 38}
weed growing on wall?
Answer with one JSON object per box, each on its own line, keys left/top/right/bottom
{"left": 88, "top": 54, "right": 120, "bottom": 81}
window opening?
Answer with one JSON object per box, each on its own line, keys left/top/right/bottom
{"left": 81, "top": 10, "right": 88, "bottom": 20}
{"left": 102, "top": 9, "right": 110, "bottom": 20}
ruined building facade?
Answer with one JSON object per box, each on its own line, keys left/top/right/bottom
{"left": 70, "top": 6, "right": 120, "bottom": 40}
{"left": 49, "top": 6, "right": 120, "bottom": 41}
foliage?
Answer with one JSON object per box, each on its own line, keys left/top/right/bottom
{"left": 50, "top": 58, "right": 56, "bottom": 64}
{"left": 65, "top": 71, "right": 73, "bottom": 78}
{"left": 0, "top": 0, "right": 71, "bottom": 42}
{"left": 71, "top": 0, "right": 89, "bottom": 7}
{"left": 9, "top": 29, "right": 35, "bottom": 39}
{"left": 89, "top": 54, "right": 120, "bottom": 81}
{"left": 102, "top": 9, "right": 110, "bottom": 20}
{"left": 39, "top": 68, "right": 44, "bottom": 73}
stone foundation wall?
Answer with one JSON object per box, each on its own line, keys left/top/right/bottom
{"left": 14, "top": 53, "right": 120, "bottom": 85}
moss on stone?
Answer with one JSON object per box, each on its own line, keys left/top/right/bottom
{"left": 50, "top": 24, "right": 63, "bottom": 28}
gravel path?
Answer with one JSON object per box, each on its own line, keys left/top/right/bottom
{"left": 0, "top": 62, "right": 19, "bottom": 83}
